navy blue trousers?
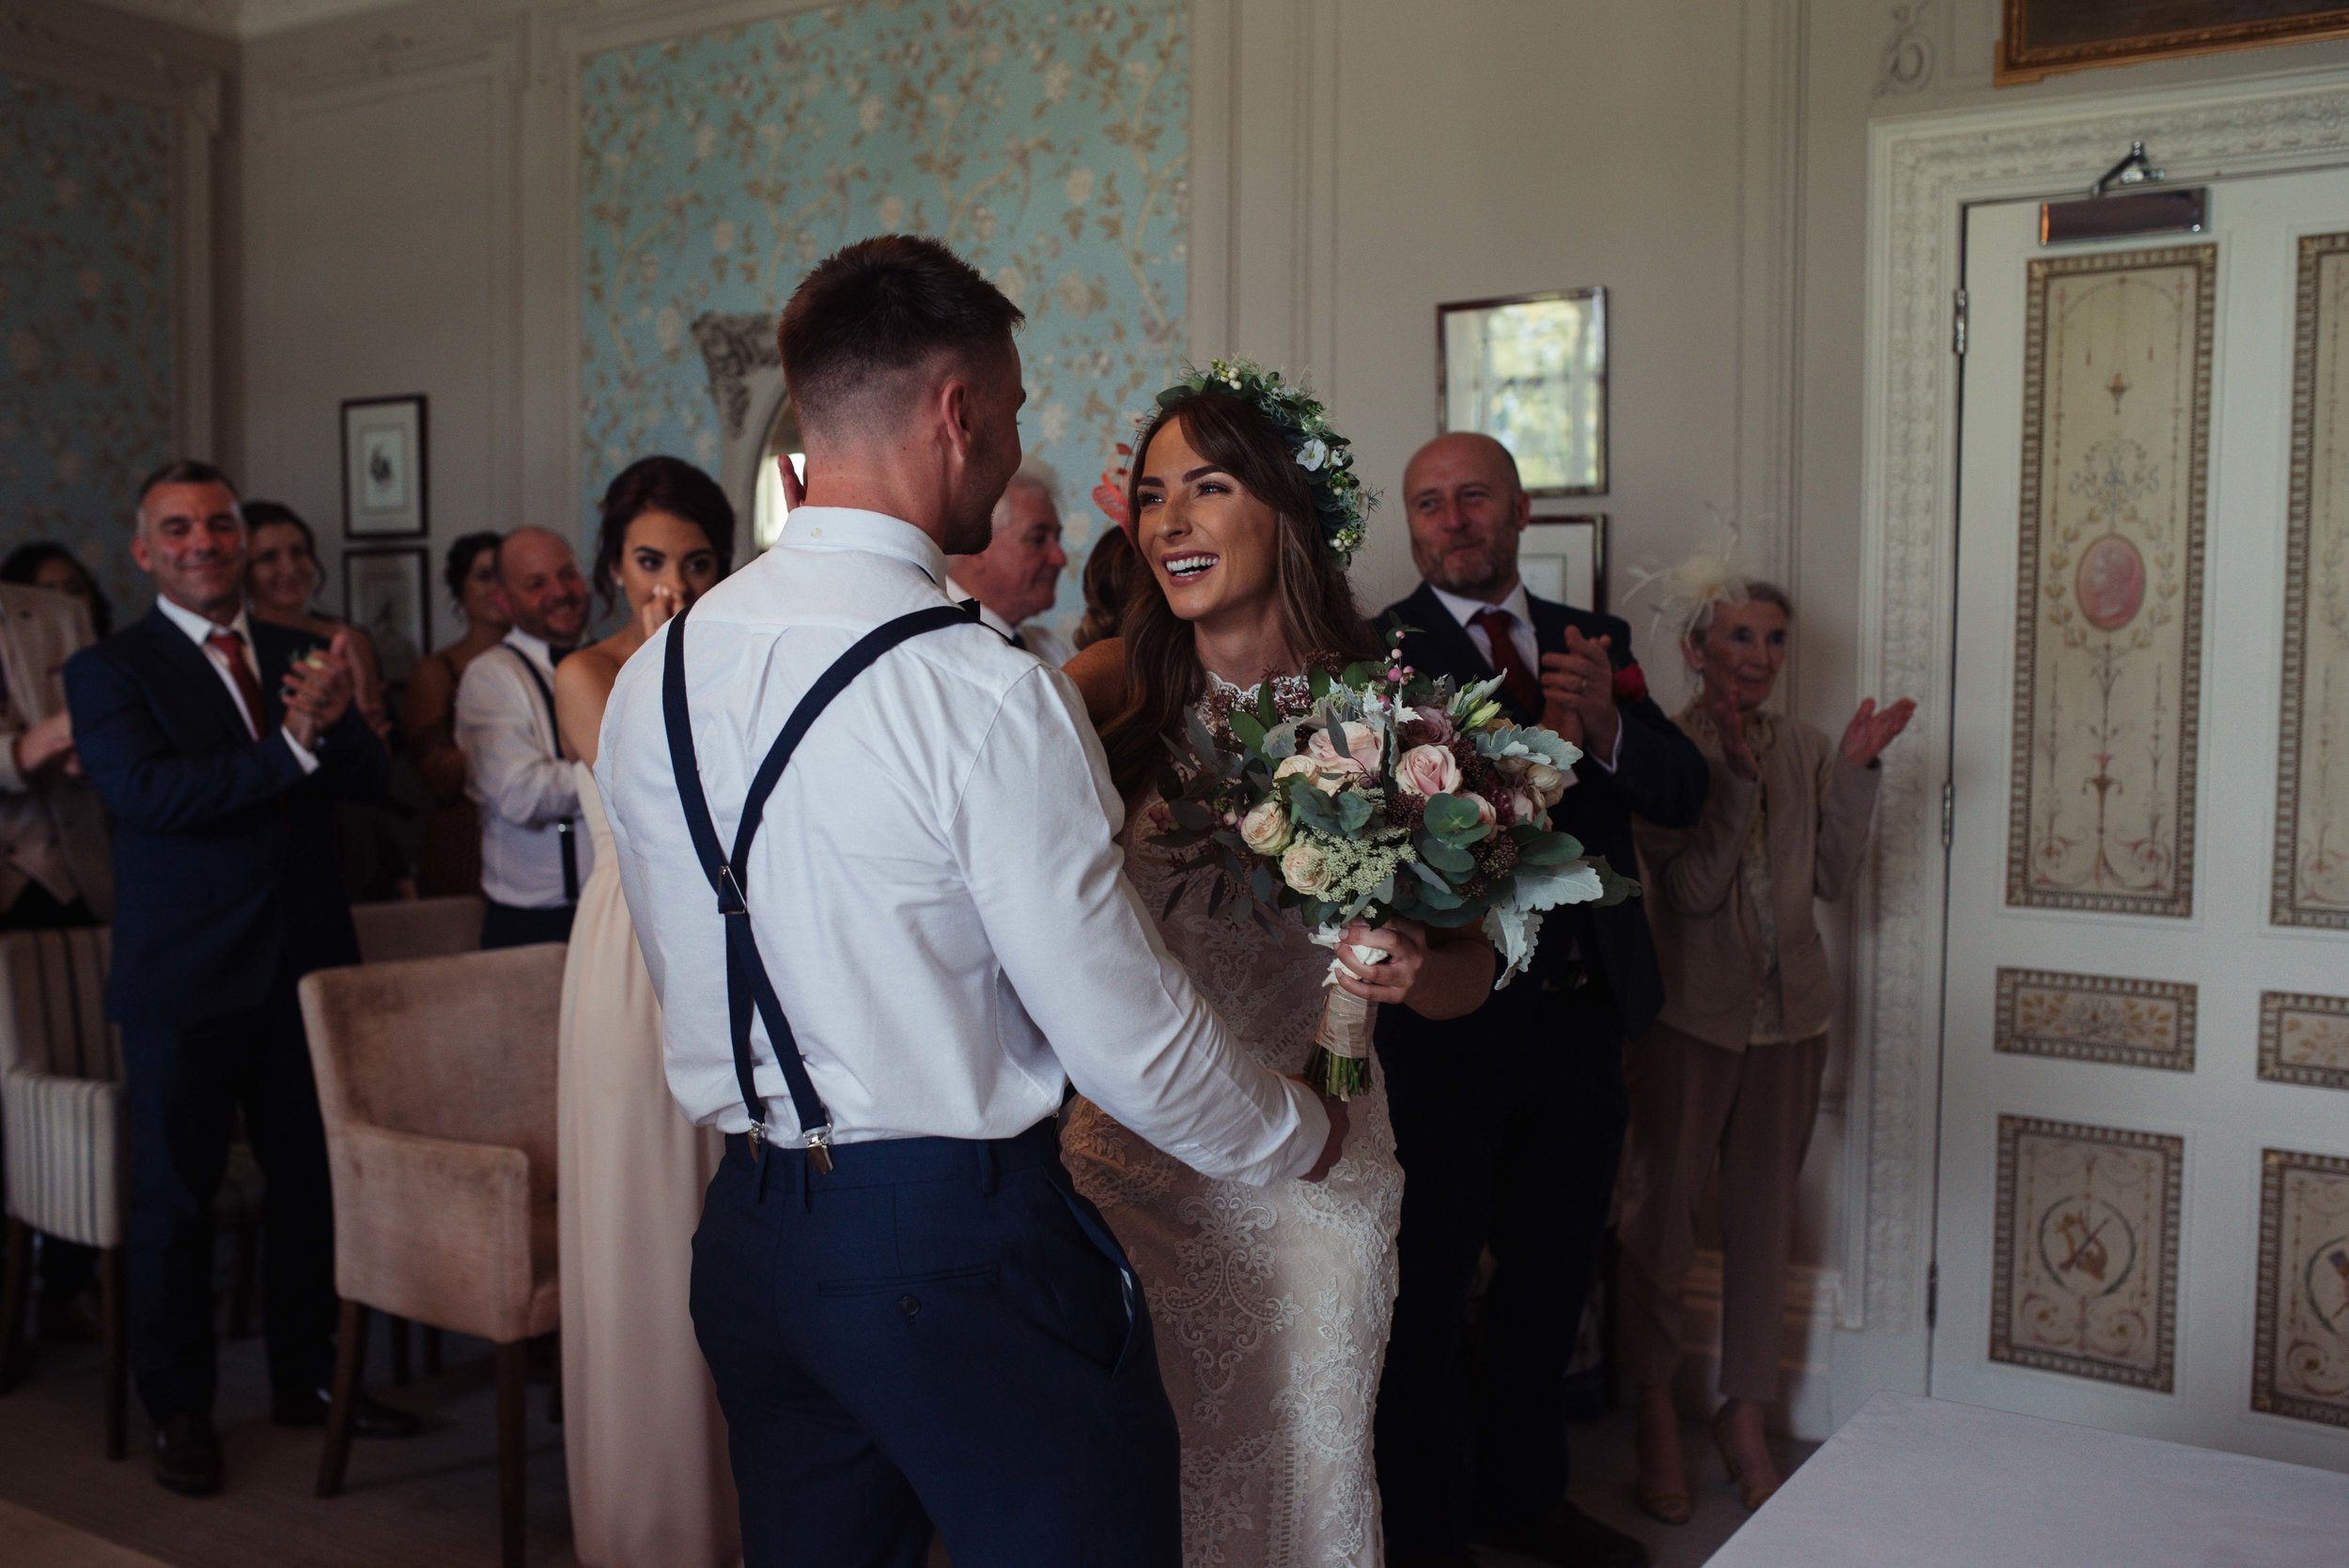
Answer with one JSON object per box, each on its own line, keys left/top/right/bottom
{"left": 691, "top": 1120, "right": 1182, "bottom": 1568}
{"left": 1374, "top": 978, "right": 1629, "bottom": 1551}
{"left": 120, "top": 981, "right": 337, "bottom": 1420}
{"left": 479, "top": 899, "right": 575, "bottom": 951}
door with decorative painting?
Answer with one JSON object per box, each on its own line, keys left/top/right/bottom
{"left": 1935, "top": 170, "right": 2349, "bottom": 1469}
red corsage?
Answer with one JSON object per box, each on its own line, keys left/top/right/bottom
{"left": 1612, "top": 661, "right": 1649, "bottom": 706}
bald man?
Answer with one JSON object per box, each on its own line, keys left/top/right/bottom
{"left": 1374, "top": 434, "right": 1706, "bottom": 1568}
{"left": 456, "top": 527, "right": 592, "bottom": 947}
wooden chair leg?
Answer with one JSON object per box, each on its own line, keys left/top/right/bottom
{"left": 226, "top": 1222, "right": 258, "bottom": 1342}
{"left": 316, "top": 1300, "right": 369, "bottom": 1499}
{"left": 388, "top": 1315, "right": 412, "bottom": 1388}
{"left": 0, "top": 1219, "right": 29, "bottom": 1393}
{"left": 545, "top": 1332, "right": 562, "bottom": 1425}
{"left": 495, "top": 1339, "right": 527, "bottom": 1568}
{"left": 101, "top": 1248, "right": 125, "bottom": 1462}
{"left": 423, "top": 1326, "right": 443, "bottom": 1375}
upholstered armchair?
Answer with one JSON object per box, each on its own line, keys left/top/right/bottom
{"left": 298, "top": 942, "right": 563, "bottom": 1568}
{"left": 351, "top": 894, "right": 485, "bottom": 966}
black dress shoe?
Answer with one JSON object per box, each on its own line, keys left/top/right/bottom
{"left": 1484, "top": 1499, "right": 1651, "bottom": 1568}
{"left": 153, "top": 1412, "right": 224, "bottom": 1497}
{"left": 272, "top": 1387, "right": 422, "bottom": 1438}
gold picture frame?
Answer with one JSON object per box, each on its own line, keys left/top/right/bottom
{"left": 1999, "top": 2, "right": 2349, "bottom": 85}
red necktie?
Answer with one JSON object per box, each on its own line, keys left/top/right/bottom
{"left": 206, "top": 629, "right": 266, "bottom": 739}
{"left": 1470, "top": 608, "right": 1541, "bottom": 714}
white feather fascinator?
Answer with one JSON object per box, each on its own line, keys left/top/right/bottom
{"left": 1620, "top": 508, "right": 1763, "bottom": 655}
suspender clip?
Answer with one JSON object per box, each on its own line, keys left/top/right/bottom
{"left": 804, "top": 1126, "right": 835, "bottom": 1176}
{"left": 717, "top": 864, "right": 748, "bottom": 917}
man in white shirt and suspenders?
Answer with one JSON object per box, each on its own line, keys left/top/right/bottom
{"left": 456, "top": 528, "right": 590, "bottom": 949}
{"left": 599, "top": 236, "right": 1347, "bottom": 1567}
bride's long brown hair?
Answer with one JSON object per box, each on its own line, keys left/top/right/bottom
{"left": 1100, "top": 387, "right": 1378, "bottom": 798}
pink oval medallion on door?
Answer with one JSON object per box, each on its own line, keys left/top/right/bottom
{"left": 2076, "top": 534, "right": 2147, "bottom": 631}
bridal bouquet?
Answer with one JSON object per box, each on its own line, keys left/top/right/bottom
{"left": 1155, "top": 637, "right": 1639, "bottom": 1098}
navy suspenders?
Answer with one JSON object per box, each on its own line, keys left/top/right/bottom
{"left": 660, "top": 598, "right": 981, "bottom": 1172}
{"left": 506, "top": 646, "right": 580, "bottom": 904}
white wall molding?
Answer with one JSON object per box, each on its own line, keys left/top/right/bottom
{"left": 1736, "top": 0, "right": 1808, "bottom": 602}
{"left": 1854, "top": 64, "right": 2349, "bottom": 1358}
{"left": 77, "top": 0, "right": 423, "bottom": 40}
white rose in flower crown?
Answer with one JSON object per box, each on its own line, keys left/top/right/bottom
{"left": 1525, "top": 760, "right": 1569, "bottom": 806}
{"left": 1395, "top": 743, "right": 1462, "bottom": 800}
{"left": 1274, "top": 753, "right": 1347, "bottom": 796}
{"left": 1306, "top": 721, "right": 1381, "bottom": 777}
{"left": 1280, "top": 840, "right": 1334, "bottom": 897}
{"left": 1239, "top": 798, "right": 1294, "bottom": 856}
{"left": 1295, "top": 437, "right": 1329, "bottom": 473}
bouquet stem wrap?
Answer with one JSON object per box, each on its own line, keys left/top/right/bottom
{"left": 1306, "top": 929, "right": 1384, "bottom": 1099}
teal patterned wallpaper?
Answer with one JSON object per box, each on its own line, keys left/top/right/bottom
{"left": 0, "top": 71, "right": 174, "bottom": 619}
{"left": 580, "top": 0, "right": 1187, "bottom": 623}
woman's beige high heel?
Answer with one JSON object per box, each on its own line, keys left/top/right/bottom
{"left": 1711, "top": 1405, "right": 1781, "bottom": 1512}
{"left": 1634, "top": 1401, "right": 1694, "bottom": 1525}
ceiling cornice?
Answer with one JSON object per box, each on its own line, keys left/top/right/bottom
{"left": 75, "top": 0, "right": 415, "bottom": 39}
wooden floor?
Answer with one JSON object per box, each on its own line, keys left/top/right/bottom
{"left": 0, "top": 1308, "right": 1802, "bottom": 1568}
{"left": 0, "top": 1322, "right": 577, "bottom": 1568}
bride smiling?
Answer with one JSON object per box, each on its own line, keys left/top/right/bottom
{"left": 1063, "top": 365, "right": 1494, "bottom": 1567}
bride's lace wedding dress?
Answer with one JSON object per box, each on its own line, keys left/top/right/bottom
{"left": 1065, "top": 675, "right": 1405, "bottom": 1568}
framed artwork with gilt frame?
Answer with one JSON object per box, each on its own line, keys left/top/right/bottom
{"left": 1999, "top": 2, "right": 2349, "bottom": 84}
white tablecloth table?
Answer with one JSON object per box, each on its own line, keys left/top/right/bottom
{"left": 1706, "top": 1391, "right": 2349, "bottom": 1567}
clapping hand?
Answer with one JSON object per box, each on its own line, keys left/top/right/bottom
{"left": 1539, "top": 627, "right": 1620, "bottom": 758}
{"left": 1706, "top": 685, "right": 1761, "bottom": 783}
{"left": 1840, "top": 696, "right": 1916, "bottom": 768}
{"left": 11, "top": 710, "right": 74, "bottom": 777}
{"left": 281, "top": 631, "right": 358, "bottom": 750}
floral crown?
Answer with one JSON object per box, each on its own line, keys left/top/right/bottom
{"left": 1152, "top": 358, "right": 1373, "bottom": 563}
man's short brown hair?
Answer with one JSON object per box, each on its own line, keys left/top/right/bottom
{"left": 776, "top": 235, "right": 1024, "bottom": 437}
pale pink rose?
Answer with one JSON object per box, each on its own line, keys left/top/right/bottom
{"left": 1275, "top": 753, "right": 1347, "bottom": 796}
{"left": 1307, "top": 721, "right": 1381, "bottom": 776}
{"left": 1280, "top": 841, "right": 1335, "bottom": 897}
{"left": 1468, "top": 793, "right": 1499, "bottom": 829}
{"left": 1239, "top": 798, "right": 1294, "bottom": 855}
{"left": 1395, "top": 743, "right": 1463, "bottom": 800}
{"left": 1508, "top": 789, "right": 1539, "bottom": 824}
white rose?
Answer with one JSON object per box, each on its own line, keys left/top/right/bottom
{"left": 1281, "top": 841, "right": 1334, "bottom": 898}
{"left": 1525, "top": 760, "right": 1568, "bottom": 806}
{"left": 1275, "top": 753, "right": 1346, "bottom": 796}
{"left": 1239, "top": 798, "right": 1294, "bottom": 856}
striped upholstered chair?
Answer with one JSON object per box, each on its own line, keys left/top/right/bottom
{"left": 0, "top": 927, "right": 127, "bottom": 1454}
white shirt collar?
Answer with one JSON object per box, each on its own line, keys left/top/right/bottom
{"left": 778, "top": 506, "right": 948, "bottom": 589}
{"left": 1428, "top": 578, "right": 1532, "bottom": 633}
{"left": 504, "top": 626, "right": 558, "bottom": 672}
{"left": 943, "top": 575, "right": 1018, "bottom": 641}
{"left": 156, "top": 594, "right": 253, "bottom": 651}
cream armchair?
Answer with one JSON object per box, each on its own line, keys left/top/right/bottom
{"left": 298, "top": 942, "right": 563, "bottom": 1568}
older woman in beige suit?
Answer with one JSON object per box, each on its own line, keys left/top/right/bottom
{"left": 1619, "top": 579, "right": 1912, "bottom": 1523}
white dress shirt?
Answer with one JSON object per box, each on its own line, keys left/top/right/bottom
{"left": 944, "top": 575, "right": 1074, "bottom": 669}
{"left": 456, "top": 628, "right": 589, "bottom": 909}
{"left": 1427, "top": 579, "right": 1620, "bottom": 773}
{"left": 599, "top": 505, "right": 1329, "bottom": 1186}
{"left": 153, "top": 596, "right": 319, "bottom": 772}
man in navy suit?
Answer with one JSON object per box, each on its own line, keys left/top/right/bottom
{"left": 65, "top": 460, "right": 414, "bottom": 1496}
{"left": 1374, "top": 434, "right": 1707, "bottom": 1568}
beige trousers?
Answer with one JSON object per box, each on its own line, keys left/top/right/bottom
{"left": 1616, "top": 1022, "right": 1828, "bottom": 1404}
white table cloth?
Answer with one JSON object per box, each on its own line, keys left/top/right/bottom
{"left": 1707, "top": 1391, "right": 2349, "bottom": 1567}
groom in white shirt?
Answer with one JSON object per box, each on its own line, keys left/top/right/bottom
{"left": 599, "top": 234, "right": 1346, "bottom": 1568}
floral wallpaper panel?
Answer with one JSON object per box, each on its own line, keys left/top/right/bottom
{"left": 0, "top": 71, "right": 174, "bottom": 620}
{"left": 580, "top": 0, "right": 1188, "bottom": 631}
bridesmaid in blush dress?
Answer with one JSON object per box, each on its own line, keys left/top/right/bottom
{"left": 552, "top": 458, "right": 738, "bottom": 1568}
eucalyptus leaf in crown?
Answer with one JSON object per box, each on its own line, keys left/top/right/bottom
{"left": 1157, "top": 359, "right": 1374, "bottom": 563}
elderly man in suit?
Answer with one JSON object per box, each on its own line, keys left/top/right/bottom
{"left": 65, "top": 460, "right": 416, "bottom": 1497}
{"left": 1374, "top": 433, "right": 1708, "bottom": 1568}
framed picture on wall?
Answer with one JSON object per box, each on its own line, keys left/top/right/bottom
{"left": 341, "top": 395, "right": 428, "bottom": 538}
{"left": 1519, "top": 515, "right": 1608, "bottom": 613}
{"left": 343, "top": 546, "right": 430, "bottom": 685}
{"left": 1998, "top": 1, "right": 2349, "bottom": 83}
{"left": 1438, "top": 287, "right": 1608, "bottom": 497}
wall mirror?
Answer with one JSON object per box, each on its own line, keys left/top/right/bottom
{"left": 1438, "top": 287, "right": 1608, "bottom": 497}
